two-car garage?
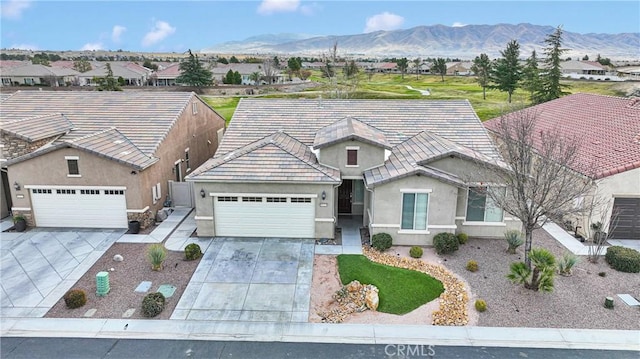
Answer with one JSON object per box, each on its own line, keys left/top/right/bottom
{"left": 29, "top": 186, "right": 128, "bottom": 228}
{"left": 213, "top": 194, "right": 316, "bottom": 238}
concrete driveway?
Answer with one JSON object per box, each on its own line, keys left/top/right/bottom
{"left": 171, "top": 237, "right": 314, "bottom": 323}
{"left": 0, "top": 228, "right": 123, "bottom": 318}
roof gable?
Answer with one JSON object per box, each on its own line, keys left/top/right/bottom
{"left": 313, "top": 117, "right": 392, "bottom": 150}
{"left": 188, "top": 131, "right": 340, "bottom": 183}
{"left": 484, "top": 93, "right": 640, "bottom": 179}
{"left": 1, "top": 113, "right": 73, "bottom": 141}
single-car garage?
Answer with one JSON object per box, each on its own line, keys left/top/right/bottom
{"left": 29, "top": 186, "right": 127, "bottom": 228}
{"left": 214, "top": 195, "right": 315, "bottom": 238}
{"left": 609, "top": 197, "right": 640, "bottom": 240}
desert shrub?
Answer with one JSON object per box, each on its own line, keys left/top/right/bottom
{"left": 557, "top": 252, "right": 580, "bottom": 276}
{"left": 63, "top": 289, "right": 87, "bottom": 309}
{"left": 598, "top": 271, "right": 606, "bottom": 277}
{"left": 409, "top": 246, "right": 423, "bottom": 258}
{"left": 466, "top": 260, "right": 478, "bottom": 272}
{"left": 184, "top": 243, "right": 202, "bottom": 261}
{"left": 605, "top": 246, "right": 640, "bottom": 273}
{"left": 147, "top": 244, "right": 167, "bottom": 271}
{"left": 604, "top": 297, "right": 614, "bottom": 309}
{"left": 371, "top": 233, "right": 393, "bottom": 252}
{"left": 142, "top": 292, "right": 166, "bottom": 317}
{"left": 457, "top": 232, "right": 468, "bottom": 245}
{"left": 507, "top": 248, "right": 556, "bottom": 292}
{"left": 433, "top": 232, "right": 459, "bottom": 255}
{"left": 475, "top": 299, "right": 487, "bottom": 312}
{"left": 504, "top": 230, "right": 524, "bottom": 254}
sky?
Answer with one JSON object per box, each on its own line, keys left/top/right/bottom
{"left": 0, "top": 0, "right": 638, "bottom": 53}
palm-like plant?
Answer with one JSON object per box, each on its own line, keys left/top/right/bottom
{"left": 249, "top": 72, "right": 262, "bottom": 86}
{"left": 147, "top": 244, "right": 167, "bottom": 271}
{"left": 507, "top": 248, "right": 556, "bottom": 292}
{"left": 557, "top": 252, "right": 580, "bottom": 276}
{"left": 504, "top": 230, "right": 525, "bottom": 254}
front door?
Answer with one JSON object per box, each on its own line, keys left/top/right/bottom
{"left": 174, "top": 162, "right": 182, "bottom": 182}
{"left": 338, "top": 179, "right": 352, "bottom": 214}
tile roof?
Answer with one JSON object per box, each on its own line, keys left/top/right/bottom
{"left": 188, "top": 131, "right": 340, "bottom": 183}
{"left": 217, "top": 98, "right": 500, "bottom": 159}
{"left": 313, "top": 117, "right": 392, "bottom": 150}
{"left": 78, "top": 63, "right": 147, "bottom": 79}
{"left": 1, "top": 90, "right": 200, "bottom": 170}
{"left": 1, "top": 64, "right": 80, "bottom": 77}
{"left": 364, "top": 131, "right": 506, "bottom": 187}
{"left": 1, "top": 113, "right": 74, "bottom": 141}
{"left": 484, "top": 93, "right": 640, "bottom": 179}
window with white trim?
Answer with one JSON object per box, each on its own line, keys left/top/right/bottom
{"left": 401, "top": 193, "right": 429, "bottom": 230}
{"left": 466, "top": 186, "right": 504, "bottom": 222}
{"left": 184, "top": 148, "right": 190, "bottom": 171}
{"left": 104, "top": 190, "right": 124, "bottom": 195}
{"left": 218, "top": 196, "right": 238, "bottom": 202}
{"left": 266, "top": 197, "right": 287, "bottom": 203}
{"left": 291, "top": 197, "right": 312, "bottom": 203}
{"left": 347, "top": 149, "right": 358, "bottom": 166}
{"left": 152, "top": 183, "right": 162, "bottom": 204}
{"left": 242, "top": 197, "right": 263, "bottom": 202}
{"left": 192, "top": 102, "right": 198, "bottom": 114}
{"left": 66, "top": 158, "right": 79, "bottom": 175}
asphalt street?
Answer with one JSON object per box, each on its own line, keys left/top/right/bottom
{"left": 1, "top": 337, "right": 638, "bottom": 359}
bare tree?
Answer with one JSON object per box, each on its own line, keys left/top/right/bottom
{"left": 262, "top": 58, "right": 278, "bottom": 84}
{"left": 585, "top": 199, "right": 620, "bottom": 263}
{"left": 412, "top": 58, "right": 422, "bottom": 80}
{"left": 485, "top": 108, "right": 599, "bottom": 268}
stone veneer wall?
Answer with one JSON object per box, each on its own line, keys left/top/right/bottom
{"left": 1, "top": 134, "right": 55, "bottom": 160}
{"left": 127, "top": 210, "right": 155, "bottom": 229}
{"left": 10, "top": 209, "right": 34, "bottom": 227}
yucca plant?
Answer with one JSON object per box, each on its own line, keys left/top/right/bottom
{"left": 507, "top": 247, "right": 556, "bottom": 292}
{"left": 147, "top": 244, "right": 167, "bottom": 271}
{"left": 504, "top": 230, "right": 525, "bottom": 254}
{"left": 557, "top": 252, "right": 580, "bottom": 276}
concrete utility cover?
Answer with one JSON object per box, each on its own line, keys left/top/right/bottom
{"left": 134, "top": 281, "right": 152, "bottom": 292}
{"left": 617, "top": 294, "right": 640, "bottom": 306}
{"left": 157, "top": 284, "right": 177, "bottom": 298}
{"left": 122, "top": 308, "right": 136, "bottom": 318}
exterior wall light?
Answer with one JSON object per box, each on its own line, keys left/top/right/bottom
{"left": 321, "top": 190, "right": 326, "bottom": 200}
{"left": 200, "top": 189, "right": 206, "bottom": 198}
{"left": 13, "top": 182, "right": 21, "bottom": 190}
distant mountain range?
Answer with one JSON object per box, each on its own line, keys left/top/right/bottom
{"left": 202, "top": 23, "right": 640, "bottom": 60}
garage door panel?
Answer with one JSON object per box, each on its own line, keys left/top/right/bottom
{"left": 610, "top": 197, "right": 640, "bottom": 240}
{"left": 31, "top": 188, "right": 127, "bottom": 229}
{"left": 215, "top": 198, "right": 315, "bottom": 238}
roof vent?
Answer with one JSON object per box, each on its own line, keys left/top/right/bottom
{"left": 114, "top": 140, "right": 123, "bottom": 144}
{"left": 626, "top": 98, "right": 640, "bottom": 109}
{"left": 120, "top": 151, "right": 131, "bottom": 155}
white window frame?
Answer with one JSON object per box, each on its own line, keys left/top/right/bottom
{"left": 65, "top": 156, "right": 81, "bottom": 177}
{"left": 192, "top": 102, "right": 198, "bottom": 114}
{"left": 465, "top": 186, "right": 504, "bottom": 223}
{"left": 345, "top": 146, "right": 359, "bottom": 167}
{"left": 184, "top": 148, "right": 191, "bottom": 172}
{"left": 399, "top": 191, "right": 430, "bottom": 233}
{"left": 152, "top": 182, "right": 162, "bottom": 204}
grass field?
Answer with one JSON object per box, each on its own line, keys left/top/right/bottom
{"left": 337, "top": 254, "right": 444, "bottom": 315}
{"left": 203, "top": 73, "right": 630, "bottom": 122}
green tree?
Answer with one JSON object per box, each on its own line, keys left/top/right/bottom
{"left": 97, "top": 63, "right": 122, "bottom": 91}
{"left": 273, "top": 56, "right": 280, "bottom": 68}
{"left": 249, "top": 71, "right": 261, "bottom": 85}
{"left": 224, "top": 69, "right": 234, "bottom": 84}
{"left": 533, "top": 26, "right": 569, "bottom": 104}
{"left": 522, "top": 50, "right": 542, "bottom": 102}
{"left": 507, "top": 248, "right": 556, "bottom": 292}
{"left": 431, "top": 58, "right": 447, "bottom": 82}
{"left": 176, "top": 50, "right": 213, "bottom": 89}
{"left": 229, "top": 55, "right": 239, "bottom": 63}
{"left": 582, "top": 54, "right": 589, "bottom": 61}
{"left": 412, "top": 58, "right": 421, "bottom": 80}
{"left": 217, "top": 56, "right": 228, "bottom": 64}
{"left": 32, "top": 53, "right": 50, "bottom": 66}
{"left": 142, "top": 59, "right": 158, "bottom": 70}
{"left": 396, "top": 57, "right": 408, "bottom": 79}
{"left": 73, "top": 59, "right": 92, "bottom": 73}
{"left": 343, "top": 60, "right": 359, "bottom": 79}
{"left": 470, "top": 53, "right": 492, "bottom": 100}
{"left": 287, "top": 57, "right": 302, "bottom": 75}
{"left": 490, "top": 40, "right": 522, "bottom": 103}
{"left": 233, "top": 71, "right": 242, "bottom": 85}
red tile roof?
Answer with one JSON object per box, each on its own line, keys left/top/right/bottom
{"left": 484, "top": 93, "right": 640, "bottom": 179}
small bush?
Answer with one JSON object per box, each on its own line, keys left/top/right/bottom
{"left": 457, "top": 232, "right": 468, "bottom": 245}
{"left": 557, "top": 252, "right": 580, "bottom": 276}
{"left": 433, "top": 232, "right": 459, "bottom": 255}
{"left": 147, "top": 244, "right": 167, "bottom": 271}
{"left": 371, "top": 233, "right": 393, "bottom": 252}
{"left": 409, "top": 246, "right": 423, "bottom": 258}
{"left": 605, "top": 246, "right": 640, "bottom": 273}
{"left": 598, "top": 272, "right": 606, "bottom": 277}
{"left": 64, "top": 289, "right": 87, "bottom": 309}
{"left": 184, "top": 243, "right": 202, "bottom": 261}
{"left": 466, "top": 260, "right": 478, "bottom": 272}
{"left": 475, "top": 299, "right": 487, "bottom": 312}
{"left": 142, "top": 292, "right": 166, "bottom": 317}
{"left": 504, "top": 230, "right": 524, "bottom": 254}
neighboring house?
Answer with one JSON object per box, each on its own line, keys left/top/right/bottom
{"left": 150, "top": 63, "right": 181, "bottom": 86}
{"left": 484, "top": 93, "right": 640, "bottom": 240}
{"left": 1, "top": 91, "right": 226, "bottom": 229}
{"left": 0, "top": 64, "right": 80, "bottom": 87}
{"left": 559, "top": 60, "right": 625, "bottom": 81}
{"left": 187, "top": 99, "right": 520, "bottom": 245}
{"left": 447, "top": 62, "right": 473, "bottom": 76}
{"left": 78, "top": 62, "right": 149, "bottom": 86}
{"left": 210, "top": 63, "right": 285, "bottom": 85}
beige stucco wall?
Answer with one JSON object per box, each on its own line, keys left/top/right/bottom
{"left": 428, "top": 156, "right": 502, "bottom": 183}
{"left": 317, "top": 140, "right": 385, "bottom": 177}
{"left": 192, "top": 181, "right": 337, "bottom": 238}
{"left": 368, "top": 175, "right": 459, "bottom": 246}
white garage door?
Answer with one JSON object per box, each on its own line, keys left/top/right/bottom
{"left": 214, "top": 195, "right": 315, "bottom": 238}
{"left": 30, "top": 187, "right": 127, "bottom": 228}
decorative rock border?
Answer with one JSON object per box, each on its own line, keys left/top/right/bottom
{"left": 363, "top": 246, "right": 469, "bottom": 326}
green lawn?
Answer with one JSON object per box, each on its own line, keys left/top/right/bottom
{"left": 203, "top": 73, "right": 626, "bottom": 122}
{"left": 337, "top": 254, "right": 444, "bottom": 315}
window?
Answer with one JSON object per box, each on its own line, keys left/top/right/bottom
{"left": 66, "top": 159, "right": 79, "bottom": 175}
{"left": 401, "top": 193, "right": 429, "bottom": 230}
{"left": 32, "top": 189, "right": 52, "bottom": 194}
{"left": 242, "top": 197, "right": 263, "bottom": 202}
{"left": 466, "top": 187, "right": 504, "bottom": 222}
{"left": 347, "top": 149, "right": 358, "bottom": 166}
{"left": 353, "top": 180, "right": 364, "bottom": 203}
{"left": 192, "top": 102, "right": 198, "bottom": 114}
{"left": 217, "top": 196, "right": 238, "bottom": 202}
{"left": 291, "top": 197, "right": 312, "bottom": 203}
{"left": 80, "top": 189, "right": 100, "bottom": 195}
{"left": 56, "top": 189, "right": 76, "bottom": 194}
{"left": 266, "top": 197, "right": 287, "bottom": 203}
{"left": 152, "top": 183, "right": 161, "bottom": 204}
{"left": 184, "top": 148, "right": 190, "bottom": 171}
{"left": 104, "top": 190, "right": 124, "bottom": 195}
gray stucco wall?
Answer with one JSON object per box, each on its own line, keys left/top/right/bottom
{"left": 318, "top": 140, "right": 385, "bottom": 177}
{"left": 192, "top": 181, "right": 336, "bottom": 238}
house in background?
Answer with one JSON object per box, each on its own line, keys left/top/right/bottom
{"left": 78, "top": 62, "right": 150, "bottom": 86}
{"left": 1, "top": 91, "right": 226, "bottom": 229}
{"left": 484, "top": 93, "right": 640, "bottom": 240}
{"left": 150, "top": 63, "right": 181, "bottom": 86}
{"left": 187, "top": 98, "right": 519, "bottom": 245}
{"left": 0, "top": 64, "right": 81, "bottom": 87}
